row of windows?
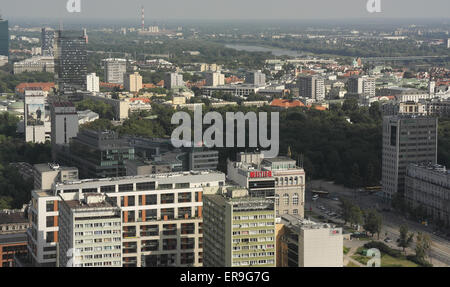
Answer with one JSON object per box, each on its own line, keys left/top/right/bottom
{"left": 232, "top": 214, "right": 274, "bottom": 221}
{"left": 74, "top": 261, "right": 121, "bottom": 267}
{"left": 75, "top": 245, "right": 121, "bottom": 253}
{"left": 233, "top": 252, "right": 275, "bottom": 258}
{"left": 232, "top": 259, "right": 275, "bottom": 266}
{"left": 74, "top": 222, "right": 120, "bottom": 229}
{"left": 75, "top": 237, "right": 121, "bottom": 244}
{"left": 75, "top": 230, "right": 121, "bottom": 236}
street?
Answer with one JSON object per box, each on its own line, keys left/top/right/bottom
{"left": 307, "top": 180, "right": 450, "bottom": 267}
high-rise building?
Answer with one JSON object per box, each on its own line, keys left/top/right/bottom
{"left": 57, "top": 193, "right": 122, "bottom": 267}
{"left": 103, "top": 58, "right": 127, "bottom": 84}
{"left": 27, "top": 170, "right": 225, "bottom": 267}
{"left": 245, "top": 70, "right": 266, "bottom": 86}
{"left": 205, "top": 72, "right": 225, "bottom": 87}
{"left": 277, "top": 214, "right": 343, "bottom": 267}
{"left": 298, "top": 75, "right": 325, "bottom": 101}
{"left": 382, "top": 115, "right": 438, "bottom": 199}
{"left": 0, "top": 17, "right": 9, "bottom": 57}
{"left": 54, "top": 30, "right": 88, "bottom": 92}
{"left": 124, "top": 72, "right": 143, "bottom": 93}
{"left": 164, "top": 73, "right": 184, "bottom": 90}
{"left": 41, "top": 28, "right": 55, "bottom": 57}
{"left": 203, "top": 188, "right": 276, "bottom": 267}
{"left": 50, "top": 101, "right": 79, "bottom": 160}
{"left": 86, "top": 73, "right": 100, "bottom": 93}
{"left": 405, "top": 163, "right": 450, "bottom": 226}
{"left": 347, "top": 76, "right": 376, "bottom": 103}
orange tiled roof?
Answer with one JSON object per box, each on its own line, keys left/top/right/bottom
{"left": 270, "top": 99, "right": 305, "bottom": 108}
{"left": 16, "top": 82, "right": 55, "bottom": 93}
{"left": 100, "top": 82, "right": 123, "bottom": 89}
{"left": 130, "top": 97, "right": 151, "bottom": 103}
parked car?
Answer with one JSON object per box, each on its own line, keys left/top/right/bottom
{"left": 384, "top": 237, "right": 393, "bottom": 243}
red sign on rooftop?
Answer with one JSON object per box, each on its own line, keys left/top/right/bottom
{"left": 249, "top": 171, "right": 272, "bottom": 178}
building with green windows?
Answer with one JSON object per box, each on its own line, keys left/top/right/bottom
{"left": 0, "top": 18, "right": 9, "bottom": 57}
{"left": 203, "top": 188, "right": 276, "bottom": 267}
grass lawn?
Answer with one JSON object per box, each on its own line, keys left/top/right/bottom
{"left": 346, "top": 262, "right": 360, "bottom": 267}
{"left": 351, "top": 248, "right": 419, "bottom": 267}
{"left": 343, "top": 246, "right": 350, "bottom": 255}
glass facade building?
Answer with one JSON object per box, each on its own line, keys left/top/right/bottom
{"left": 0, "top": 19, "right": 9, "bottom": 57}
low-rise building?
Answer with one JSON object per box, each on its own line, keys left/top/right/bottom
{"left": 278, "top": 214, "right": 343, "bottom": 267}
{"left": 405, "top": 163, "right": 450, "bottom": 226}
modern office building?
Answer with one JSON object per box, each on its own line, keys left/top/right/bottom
{"left": 124, "top": 72, "right": 143, "bottom": 93}
{"left": 405, "top": 163, "right": 450, "bottom": 226}
{"left": 203, "top": 188, "right": 276, "bottom": 267}
{"left": 59, "top": 129, "right": 135, "bottom": 179}
{"left": 245, "top": 71, "right": 266, "bottom": 86}
{"left": 33, "top": 163, "right": 79, "bottom": 190}
{"left": 298, "top": 75, "right": 325, "bottom": 101}
{"left": 54, "top": 30, "right": 88, "bottom": 92}
{"left": 27, "top": 170, "right": 226, "bottom": 267}
{"left": 188, "top": 147, "right": 219, "bottom": 171}
{"left": 57, "top": 193, "right": 122, "bottom": 267}
{"left": 41, "top": 28, "right": 55, "bottom": 57}
{"left": 0, "top": 18, "right": 9, "bottom": 57}
{"left": 205, "top": 72, "right": 225, "bottom": 87}
{"left": 382, "top": 115, "right": 438, "bottom": 199}
{"left": 86, "top": 73, "right": 100, "bottom": 93}
{"left": 104, "top": 58, "right": 127, "bottom": 84}
{"left": 277, "top": 214, "right": 343, "bottom": 267}
{"left": 261, "top": 157, "right": 306, "bottom": 217}
{"left": 164, "top": 73, "right": 184, "bottom": 90}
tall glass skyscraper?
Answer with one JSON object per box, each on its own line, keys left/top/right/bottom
{"left": 0, "top": 18, "right": 9, "bottom": 57}
{"left": 54, "top": 30, "right": 88, "bottom": 92}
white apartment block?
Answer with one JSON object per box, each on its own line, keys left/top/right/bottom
{"left": 86, "top": 73, "right": 100, "bottom": 93}
{"left": 58, "top": 193, "right": 122, "bottom": 267}
{"left": 104, "top": 58, "right": 127, "bottom": 84}
{"left": 205, "top": 72, "right": 225, "bottom": 87}
{"left": 27, "top": 171, "right": 226, "bottom": 267}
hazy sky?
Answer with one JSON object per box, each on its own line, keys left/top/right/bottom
{"left": 1, "top": 0, "right": 450, "bottom": 21}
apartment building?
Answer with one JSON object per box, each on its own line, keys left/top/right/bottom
{"left": 0, "top": 211, "right": 29, "bottom": 267}
{"left": 124, "top": 72, "right": 143, "bottom": 93}
{"left": 405, "top": 163, "right": 450, "bottom": 226}
{"left": 298, "top": 75, "right": 325, "bottom": 101}
{"left": 382, "top": 115, "right": 438, "bottom": 199}
{"left": 13, "top": 56, "right": 54, "bottom": 74}
{"left": 58, "top": 193, "right": 122, "bottom": 267}
{"left": 277, "top": 214, "right": 343, "bottom": 267}
{"left": 103, "top": 58, "right": 127, "bottom": 84}
{"left": 203, "top": 188, "right": 276, "bottom": 267}
{"left": 205, "top": 72, "right": 225, "bottom": 87}
{"left": 27, "top": 170, "right": 226, "bottom": 267}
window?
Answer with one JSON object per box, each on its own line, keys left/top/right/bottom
{"left": 136, "top": 182, "right": 155, "bottom": 191}
{"left": 275, "top": 194, "right": 279, "bottom": 206}
{"left": 101, "top": 185, "right": 116, "bottom": 193}
{"left": 293, "top": 193, "right": 299, "bottom": 205}
{"left": 46, "top": 201, "right": 55, "bottom": 212}
{"left": 119, "top": 184, "right": 134, "bottom": 192}
{"left": 283, "top": 194, "right": 289, "bottom": 205}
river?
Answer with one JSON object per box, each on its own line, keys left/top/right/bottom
{"left": 225, "top": 44, "right": 304, "bottom": 57}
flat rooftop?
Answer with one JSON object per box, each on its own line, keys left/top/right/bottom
{"left": 0, "top": 212, "right": 28, "bottom": 225}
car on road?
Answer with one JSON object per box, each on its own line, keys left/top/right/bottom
{"left": 384, "top": 237, "right": 393, "bottom": 243}
{"left": 318, "top": 205, "right": 326, "bottom": 210}
{"left": 312, "top": 195, "right": 319, "bottom": 201}
{"left": 331, "top": 197, "right": 339, "bottom": 201}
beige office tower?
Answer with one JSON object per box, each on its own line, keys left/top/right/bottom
{"left": 278, "top": 214, "right": 343, "bottom": 267}
{"left": 203, "top": 188, "right": 276, "bottom": 267}
{"left": 57, "top": 193, "right": 122, "bottom": 267}
{"left": 124, "top": 72, "right": 143, "bottom": 93}
{"left": 382, "top": 115, "right": 438, "bottom": 200}
{"left": 27, "top": 171, "right": 225, "bottom": 267}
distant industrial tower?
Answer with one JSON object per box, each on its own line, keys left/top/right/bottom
{"left": 141, "top": 5, "right": 145, "bottom": 30}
